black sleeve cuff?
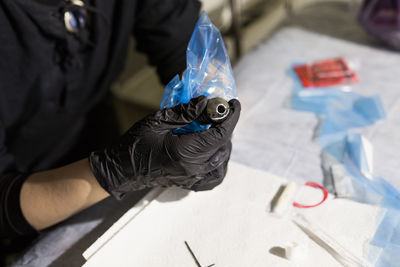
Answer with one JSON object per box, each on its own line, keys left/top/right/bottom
{"left": 0, "top": 173, "right": 37, "bottom": 238}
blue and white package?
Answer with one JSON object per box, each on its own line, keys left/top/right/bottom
{"left": 160, "top": 12, "right": 238, "bottom": 134}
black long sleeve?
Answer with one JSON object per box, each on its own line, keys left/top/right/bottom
{"left": 0, "top": 0, "right": 201, "bottom": 242}
{"left": 0, "top": 121, "right": 36, "bottom": 239}
{"left": 0, "top": 173, "right": 36, "bottom": 239}
{"left": 133, "top": 0, "right": 201, "bottom": 84}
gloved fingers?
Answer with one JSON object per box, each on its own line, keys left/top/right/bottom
{"left": 160, "top": 141, "right": 231, "bottom": 187}
{"left": 176, "top": 99, "right": 241, "bottom": 152}
{"left": 150, "top": 95, "right": 207, "bottom": 129}
{"left": 164, "top": 156, "right": 229, "bottom": 191}
{"left": 198, "top": 139, "right": 232, "bottom": 174}
{"left": 190, "top": 159, "right": 229, "bottom": 191}
{"left": 212, "top": 98, "right": 241, "bottom": 136}
{"left": 160, "top": 175, "right": 202, "bottom": 189}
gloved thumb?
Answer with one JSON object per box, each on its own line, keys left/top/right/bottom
{"left": 152, "top": 95, "right": 208, "bottom": 129}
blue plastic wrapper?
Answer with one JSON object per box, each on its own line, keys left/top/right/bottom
{"left": 343, "top": 134, "right": 400, "bottom": 207}
{"left": 343, "top": 135, "right": 400, "bottom": 267}
{"left": 368, "top": 208, "right": 400, "bottom": 267}
{"left": 289, "top": 67, "right": 386, "bottom": 146}
{"left": 322, "top": 134, "right": 399, "bottom": 204}
{"left": 160, "top": 12, "right": 238, "bottom": 134}
{"left": 289, "top": 63, "right": 400, "bottom": 266}
{"left": 322, "top": 133, "right": 400, "bottom": 266}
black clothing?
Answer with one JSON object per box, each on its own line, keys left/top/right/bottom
{"left": 0, "top": 0, "right": 200, "bottom": 241}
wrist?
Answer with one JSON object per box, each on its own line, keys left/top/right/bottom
{"left": 89, "top": 149, "right": 137, "bottom": 200}
{"left": 20, "top": 158, "right": 109, "bottom": 230}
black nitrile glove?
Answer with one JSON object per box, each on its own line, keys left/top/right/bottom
{"left": 89, "top": 96, "right": 241, "bottom": 199}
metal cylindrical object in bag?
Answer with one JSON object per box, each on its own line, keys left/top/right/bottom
{"left": 198, "top": 97, "right": 230, "bottom": 124}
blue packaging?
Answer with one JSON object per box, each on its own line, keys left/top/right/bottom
{"left": 160, "top": 12, "right": 238, "bottom": 134}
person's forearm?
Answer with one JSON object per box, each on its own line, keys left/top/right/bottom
{"left": 20, "top": 159, "right": 109, "bottom": 230}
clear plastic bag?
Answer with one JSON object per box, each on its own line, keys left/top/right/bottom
{"left": 160, "top": 12, "right": 238, "bottom": 134}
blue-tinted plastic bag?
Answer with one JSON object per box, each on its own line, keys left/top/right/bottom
{"left": 368, "top": 207, "right": 400, "bottom": 267}
{"left": 289, "top": 67, "right": 386, "bottom": 145}
{"left": 289, "top": 63, "right": 399, "bottom": 266}
{"left": 160, "top": 12, "right": 238, "bottom": 134}
{"left": 321, "top": 134, "right": 400, "bottom": 267}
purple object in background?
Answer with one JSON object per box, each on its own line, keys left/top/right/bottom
{"left": 359, "top": 0, "right": 400, "bottom": 49}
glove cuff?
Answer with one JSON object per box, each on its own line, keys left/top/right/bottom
{"left": 89, "top": 151, "right": 125, "bottom": 200}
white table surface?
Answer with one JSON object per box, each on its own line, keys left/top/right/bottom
{"left": 82, "top": 161, "right": 379, "bottom": 267}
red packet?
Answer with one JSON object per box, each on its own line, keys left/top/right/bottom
{"left": 293, "top": 58, "right": 358, "bottom": 88}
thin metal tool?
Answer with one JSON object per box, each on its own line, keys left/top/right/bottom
{"left": 292, "top": 214, "right": 370, "bottom": 267}
{"left": 184, "top": 241, "right": 215, "bottom": 267}
{"left": 185, "top": 241, "right": 202, "bottom": 267}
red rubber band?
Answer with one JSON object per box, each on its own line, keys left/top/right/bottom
{"left": 293, "top": 182, "right": 328, "bottom": 208}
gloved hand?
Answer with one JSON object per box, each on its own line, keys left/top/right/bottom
{"left": 89, "top": 96, "right": 241, "bottom": 199}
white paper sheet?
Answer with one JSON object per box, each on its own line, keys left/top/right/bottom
{"left": 83, "top": 162, "right": 379, "bottom": 267}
